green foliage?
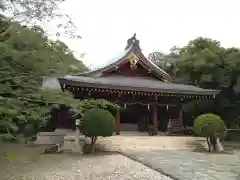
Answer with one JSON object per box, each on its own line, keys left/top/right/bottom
{"left": 0, "top": 20, "right": 89, "bottom": 137}
{"left": 148, "top": 51, "right": 178, "bottom": 76}
{"left": 149, "top": 37, "right": 240, "bottom": 127}
{"left": 80, "top": 99, "right": 120, "bottom": 112}
{"left": 194, "top": 113, "right": 226, "bottom": 137}
{"left": 82, "top": 108, "right": 115, "bottom": 138}
{"left": 225, "top": 129, "right": 240, "bottom": 142}
{"left": 0, "top": 0, "right": 81, "bottom": 39}
{"left": 172, "top": 38, "right": 223, "bottom": 88}
{"left": 149, "top": 37, "right": 240, "bottom": 90}
{"left": 0, "top": 134, "right": 18, "bottom": 142}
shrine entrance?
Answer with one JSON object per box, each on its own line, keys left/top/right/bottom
{"left": 118, "top": 103, "right": 170, "bottom": 133}
{"left": 120, "top": 104, "right": 150, "bottom": 131}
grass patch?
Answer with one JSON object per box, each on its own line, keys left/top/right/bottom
{"left": 0, "top": 141, "right": 48, "bottom": 179}
{"left": 0, "top": 141, "right": 42, "bottom": 164}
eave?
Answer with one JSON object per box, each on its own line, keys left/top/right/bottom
{"left": 59, "top": 75, "right": 219, "bottom": 96}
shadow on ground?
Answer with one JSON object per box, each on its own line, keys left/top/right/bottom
{"left": 185, "top": 139, "right": 240, "bottom": 153}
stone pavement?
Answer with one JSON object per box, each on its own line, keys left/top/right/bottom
{"left": 122, "top": 149, "right": 240, "bottom": 180}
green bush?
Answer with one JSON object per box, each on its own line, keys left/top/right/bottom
{"left": 22, "top": 124, "right": 36, "bottom": 138}
{"left": 194, "top": 113, "right": 226, "bottom": 137}
{"left": 82, "top": 108, "right": 115, "bottom": 137}
{"left": 82, "top": 108, "right": 115, "bottom": 153}
{"left": 0, "top": 134, "right": 20, "bottom": 142}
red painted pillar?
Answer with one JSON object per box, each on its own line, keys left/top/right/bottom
{"left": 153, "top": 105, "right": 158, "bottom": 135}
{"left": 116, "top": 108, "right": 120, "bottom": 135}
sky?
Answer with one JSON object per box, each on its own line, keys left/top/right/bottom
{"left": 53, "top": 0, "right": 240, "bottom": 69}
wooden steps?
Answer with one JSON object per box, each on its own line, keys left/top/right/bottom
{"left": 170, "top": 118, "right": 184, "bottom": 133}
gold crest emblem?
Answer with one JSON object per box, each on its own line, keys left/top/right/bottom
{"left": 129, "top": 59, "right": 138, "bottom": 69}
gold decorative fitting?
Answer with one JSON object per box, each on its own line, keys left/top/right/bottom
{"left": 129, "top": 59, "right": 138, "bottom": 69}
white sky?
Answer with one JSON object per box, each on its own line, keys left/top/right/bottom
{"left": 55, "top": 0, "right": 240, "bottom": 69}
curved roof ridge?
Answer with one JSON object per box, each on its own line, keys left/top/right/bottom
{"left": 70, "top": 34, "right": 173, "bottom": 82}
{"left": 146, "top": 55, "right": 170, "bottom": 76}
{"left": 71, "top": 45, "right": 133, "bottom": 77}
{"left": 134, "top": 52, "right": 173, "bottom": 82}
{"left": 93, "top": 45, "right": 132, "bottom": 70}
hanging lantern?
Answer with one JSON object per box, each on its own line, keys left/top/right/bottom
{"left": 124, "top": 103, "right": 126, "bottom": 108}
{"left": 166, "top": 105, "right": 168, "bottom": 111}
{"left": 148, "top": 104, "right": 150, "bottom": 110}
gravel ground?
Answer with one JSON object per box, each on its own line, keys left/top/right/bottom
{"left": 0, "top": 143, "right": 172, "bottom": 180}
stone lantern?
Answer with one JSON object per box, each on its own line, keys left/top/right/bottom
{"left": 75, "top": 119, "right": 81, "bottom": 145}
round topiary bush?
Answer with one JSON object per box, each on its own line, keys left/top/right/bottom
{"left": 82, "top": 108, "right": 115, "bottom": 153}
{"left": 194, "top": 113, "right": 226, "bottom": 137}
{"left": 194, "top": 113, "right": 226, "bottom": 152}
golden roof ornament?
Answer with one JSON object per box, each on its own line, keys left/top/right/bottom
{"left": 129, "top": 58, "right": 138, "bottom": 69}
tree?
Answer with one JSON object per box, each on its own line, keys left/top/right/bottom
{"left": 148, "top": 51, "right": 177, "bottom": 76}
{"left": 0, "top": 20, "right": 88, "bottom": 75}
{"left": 173, "top": 37, "right": 226, "bottom": 89}
{"left": 0, "top": 21, "right": 88, "bottom": 140}
{"left": 164, "top": 37, "right": 240, "bottom": 128}
{"left": 148, "top": 51, "right": 165, "bottom": 65}
{"left": 148, "top": 47, "right": 181, "bottom": 78}
{"left": 82, "top": 108, "right": 115, "bottom": 153}
{"left": 0, "top": 0, "right": 81, "bottom": 39}
{"left": 194, "top": 113, "right": 226, "bottom": 152}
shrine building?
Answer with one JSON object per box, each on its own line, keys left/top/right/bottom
{"left": 58, "top": 34, "right": 219, "bottom": 135}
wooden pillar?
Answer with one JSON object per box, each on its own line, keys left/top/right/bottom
{"left": 116, "top": 108, "right": 120, "bottom": 135}
{"left": 153, "top": 105, "right": 158, "bottom": 135}
{"left": 179, "top": 109, "right": 184, "bottom": 131}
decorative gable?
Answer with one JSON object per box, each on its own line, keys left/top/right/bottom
{"left": 76, "top": 34, "right": 173, "bottom": 83}
{"left": 101, "top": 52, "right": 164, "bottom": 81}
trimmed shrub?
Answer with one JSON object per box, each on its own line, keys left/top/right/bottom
{"left": 194, "top": 113, "right": 226, "bottom": 152}
{"left": 194, "top": 113, "right": 226, "bottom": 137}
{"left": 82, "top": 108, "right": 115, "bottom": 153}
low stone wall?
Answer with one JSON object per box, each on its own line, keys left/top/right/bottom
{"left": 35, "top": 129, "right": 74, "bottom": 145}
{"left": 225, "top": 129, "right": 240, "bottom": 142}
{"left": 35, "top": 132, "right": 65, "bottom": 145}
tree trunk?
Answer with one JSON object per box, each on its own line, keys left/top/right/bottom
{"left": 210, "top": 135, "right": 217, "bottom": 151}
{"left": 91, "top": 136, "right": 97, "bottom": 154}
{"left": 206, "top": 137, "right": 211, "bottom": 152}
